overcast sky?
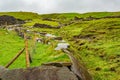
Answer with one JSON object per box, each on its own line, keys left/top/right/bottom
{"left": 0, "top": 0, "right": 120, "bottom": 14}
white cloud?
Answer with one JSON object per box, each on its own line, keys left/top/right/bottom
{"left": 0, "top": 0, "right": 120, "bottom": 13}
{"left": 36, "top": 0, "right": 58, "bottom": 13}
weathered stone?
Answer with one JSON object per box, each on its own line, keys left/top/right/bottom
{"left": 0, "top": 66, "right": 8, "bottom": 74}
{"left": 55, "top": 42, "right": 70, "bottom": 50}
{"left": 0, "top": 66, "right": 78, "bottom": 80}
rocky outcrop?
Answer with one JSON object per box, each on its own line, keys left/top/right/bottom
{"left": 0, "top": 65, "right": 79, "bottom": 80}
{"left": 0, "top": 15, "right": 25, "bottom": 26}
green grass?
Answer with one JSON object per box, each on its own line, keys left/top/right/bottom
{"left": 1, "top": 11, "right": 120, "bottom": 80}
{"left": 0, "top": 29, "right": 25, "bottom": 68}
{"left": 0, "top": 29, "right": 69, "bottom": 69}
{"left": 24, "top": 19, "right": 59, "bottom": 27}
{"left": 0, "top": 12, "right": 41, "bottom": 20}
{"left": 35, "top": 17, "right": 120, "bottom": 80}
{"left": 66, "top": 18, "right": 120, "bottom": 80}
{"left": 25, "top": 16, "right": 120, "bottom": 79}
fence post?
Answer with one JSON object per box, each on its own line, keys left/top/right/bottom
{"left": 24, "top": 33, "right": 30, "bottom": 68}
{"left": 5, "top": 48, "right": 25, "bottom": 68}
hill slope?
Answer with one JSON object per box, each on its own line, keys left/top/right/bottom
{"left": 0, "top": 11, "right": 120, "bottom": 80}
{"left": 0, "top": 12, "right": 41, "bottom": 20}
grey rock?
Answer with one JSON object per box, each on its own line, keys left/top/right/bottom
{"left": 0, "top": 66, "right": 8, "bottom": 73}
{"left": 0, "top": 66, "right": 78, "bottom": 80}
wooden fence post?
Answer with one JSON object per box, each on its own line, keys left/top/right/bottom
{"left": 5, "top": 48, "right": 25, "bottom": 68}
{"left": 24, "top": 33, "right": 30, "bottom": 68}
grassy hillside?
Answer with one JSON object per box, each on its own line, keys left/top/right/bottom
{"left": 0, "top": 11, "right": 120, "bottom": 80}
{"left": 41, "top": 11, "right": 120, "bottom": 19}
{"left": 0, "top": 12, "right": 41, "bottom": 20}
{"left": 64, "top": 18, "right": 120, "bottom": 80}
{"left": 31, "top": 12, "right": 120, "bottom": 80}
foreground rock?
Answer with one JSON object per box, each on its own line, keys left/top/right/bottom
{"left": 0, "top": 65, "right": 78, "bottom": 80}
{"left": 0, "top": 66, "right": 8, "bottom": 74}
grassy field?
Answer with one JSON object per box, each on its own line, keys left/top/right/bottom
{"left": 0, "top": 29, "right": 25, "bottom": 68}
{"left": 0, "top": 29, "right": 69, "bottom": 69}
{"left": 0, "top": 11, "right": 120, "bottom": 80}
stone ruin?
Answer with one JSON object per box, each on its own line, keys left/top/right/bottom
{"left": 0, "top": 62, "right": 80, "bottom": 80}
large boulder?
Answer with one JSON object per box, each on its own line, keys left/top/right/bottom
{"left": 0, "top": 65, "right": 78, "bottom": 80}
